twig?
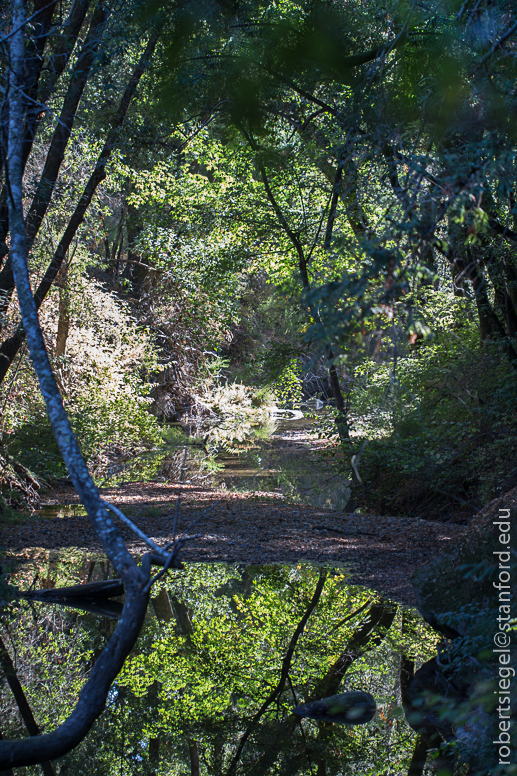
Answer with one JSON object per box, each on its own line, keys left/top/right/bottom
{"left": 477, "top": 19, "right": 517, "bottom": 67}
{"left": 329, "top": 599, "right": 372, "bottom": 632}
{"left": 0, "top": 0, "right": 58, "bottom": 47}
{"left": 456, "top": 0, "right": 472, "bottom": 21}
{"left": 144, "top": 533, "right": 203, "bottom": 591}
{"left": 287, "top": 675, "right": 314, "bottom": 776}
{"left": 101, "top": 501, "right": 167, "bottom": 559}
{"left": 180, "top": 498, "right": 223, "bottom": 537}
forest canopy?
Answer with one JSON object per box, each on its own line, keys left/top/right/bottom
{"left": 1, "top": 0, "right": 517, "bottom": 516}
{"left": 1, "top": 0, "right": 517, "bottom": 769}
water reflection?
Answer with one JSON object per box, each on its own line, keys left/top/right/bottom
{"left": 0, "top": 552, "right": 437, "bottom": 775}
{"left": 156, "top": 416, "right": 351, "bottom": 512}
{"left": 205, "top": 416, "right": 351, "bottom": 511}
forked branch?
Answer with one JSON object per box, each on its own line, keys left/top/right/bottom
{"left": 0, "top": 1, "right": 165, "bottom": 769}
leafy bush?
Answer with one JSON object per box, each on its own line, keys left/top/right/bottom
{"left": 347, "top": 293, "right": 517, "bottom": 519}
{"left": 1, "top": 278, "right": 162, "bottom": 482}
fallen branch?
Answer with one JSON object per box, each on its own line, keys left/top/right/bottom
{"left": 24, "top": 579, "right": 124, "bottom": 601}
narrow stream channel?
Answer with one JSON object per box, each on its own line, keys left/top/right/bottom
{"left": 41, "top": 407, "right": 352, "bottom": 519}
{"left": 178, "top": 411, "right": 352, "bottom": 511}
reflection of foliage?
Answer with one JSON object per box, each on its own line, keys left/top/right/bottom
{"left": 0, "top": 555, "right": 106, "bottom": 743}
{"left": 1, "top": 557, "right": 438, "bottom": 775}
{"left": 115, "top": 564, "right": 437, "bottom": 774}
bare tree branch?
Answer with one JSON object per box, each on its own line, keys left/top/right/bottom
{"left": 0, "top": 3, "right": 165, "bottom": 768}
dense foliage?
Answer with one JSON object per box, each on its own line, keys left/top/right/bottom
{"left": 1, "top": 556, "right": 437, "bottom": 775}
{"left": 1, "top": 0, "right": 517, "bottom": 519}
{"left": 1, "top": 1, "right": 516, "bottom": 772}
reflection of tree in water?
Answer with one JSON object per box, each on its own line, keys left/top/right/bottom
{"left": 160, "top": 444, "right": 204, "bottom": 482}
{"left": 254, "top": 447, "right": 350, "bottom": 511}
{"left": 97, "top": 409, "right": 349, "bottom": 512}
{"left": 0, "top": 558, "right": 438, "bottom": 775}
{"left": 160, "top": 415, "right": 351, "bottom": 510}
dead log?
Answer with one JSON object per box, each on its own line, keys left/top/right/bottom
{"left": 24, "top": 579, "right": 124, "bottom": 601}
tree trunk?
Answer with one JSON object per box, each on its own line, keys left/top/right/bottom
{"left": 1, "top": 6, "right": 155, "bottom": 765}
{"left": 152, "top": 588, "right": 174, "bottom": 623}
{"left": 407, "top": 735, "right": 428, "bottom": 776}
{"left": 464, "top": 257, "right": 505, "bottom": 339}
{"left": 149, "top": 736, "right": 159, "bottom": 775}
{"left": 0, "top": 27, "right": 161, "bottom": 386}
{"left": 171, "top": 595, "right": 194, "bottom": 640}
{"left": 450, "top": 257, "right": 466, "bottom": 297}
{"left": 0, "top": 0, "right": 93, "bottom": 320}
{"left": 188, "top": 739, "right": 201, "bottom": 776}
{"left": 25, "top": 5, "right": 110, "bottom": 246}
{"left": 254, "top": 150, "right": 350, "bottom": 439}
{"left": 0, "top": 638, "right": 56, "bottom": 776}
{"left": 311, "top": 602, "right": 397, "bottom": 700}
{"left": 55, "top": 287, "right": 70, "bottom": 358}
{"left": 316, "top": 758, "right": 326, "bottom": 776}
{"left": 0, "top": 733, "right": 14, "bottom": 776}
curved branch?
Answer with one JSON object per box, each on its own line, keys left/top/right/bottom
{"left": 0, "top": 4, "right": 158, "bottom": 768}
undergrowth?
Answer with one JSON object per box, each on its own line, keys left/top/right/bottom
{"left": 348, "top": 326, "right": 517, "bottom": 522}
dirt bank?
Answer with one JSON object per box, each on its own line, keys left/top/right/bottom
{"left": 1, "top": 481, "right": 466, "bottom": 605}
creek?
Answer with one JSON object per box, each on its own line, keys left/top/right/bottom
{"left": 2, "top": 410, "right": 507, "bottom": 775}
{"left": 172, "top": 410, "right": 351, "bottom": 511}
{"left": 40, "top": 406, "right": 352, "bottom": 520}
{"left": 0, "top": 552, "right": 435, "bottom": 775}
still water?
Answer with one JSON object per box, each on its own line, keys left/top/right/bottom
{"left": 40, "top": 410, "right": 351, "bottom": 521}
{"left": 0, "top": 553, "right": 437, "bottom": 775}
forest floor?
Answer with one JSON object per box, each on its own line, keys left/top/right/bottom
{"left": 1, "top": 481, "right": 466, "bottom": 605}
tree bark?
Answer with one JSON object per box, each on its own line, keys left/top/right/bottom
{"left": 25, "top": 4, "right": 109, "bottom": 246}
{"left": 188, "top": 739, "right": 201, "bottom": 776}
{"left": 55, "top": 262, "right": 71, "bottom": 358}
{"left": 485, "top": 257, "right": 517, "bottom": 338}
{"left": 0, "top": 0, "right": 56, "bottom": 183}
{"left": 0, "top": 27, "right": 161, "bottom": 385}
{"left": 55, "top": 286, "right": 70, "bottom": 358}
{"left": 407, "top": 735, "right": 428, "bottom": 776}
{"left": 0, "top": 732, "right": 14, "bottom": 776}
{"left": 0, "top": 3, "right": 157, "bottom": 767}
{"left": 323, "top": 161, "right": 344, "bottom": 250}
{"left": 25, "top": 0, "right": 93, "bottom": 169}
{"left": 310, "top": 602, "right": 397, "bottom": 700}
{"left": 0, "top": 0, "right": 92, "bottom": 267}
{"left": 152, "top": 588, "right": 174, "bottom": 623}
{"left": 0, "top": 5, "right": 108, "bottom": 327}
